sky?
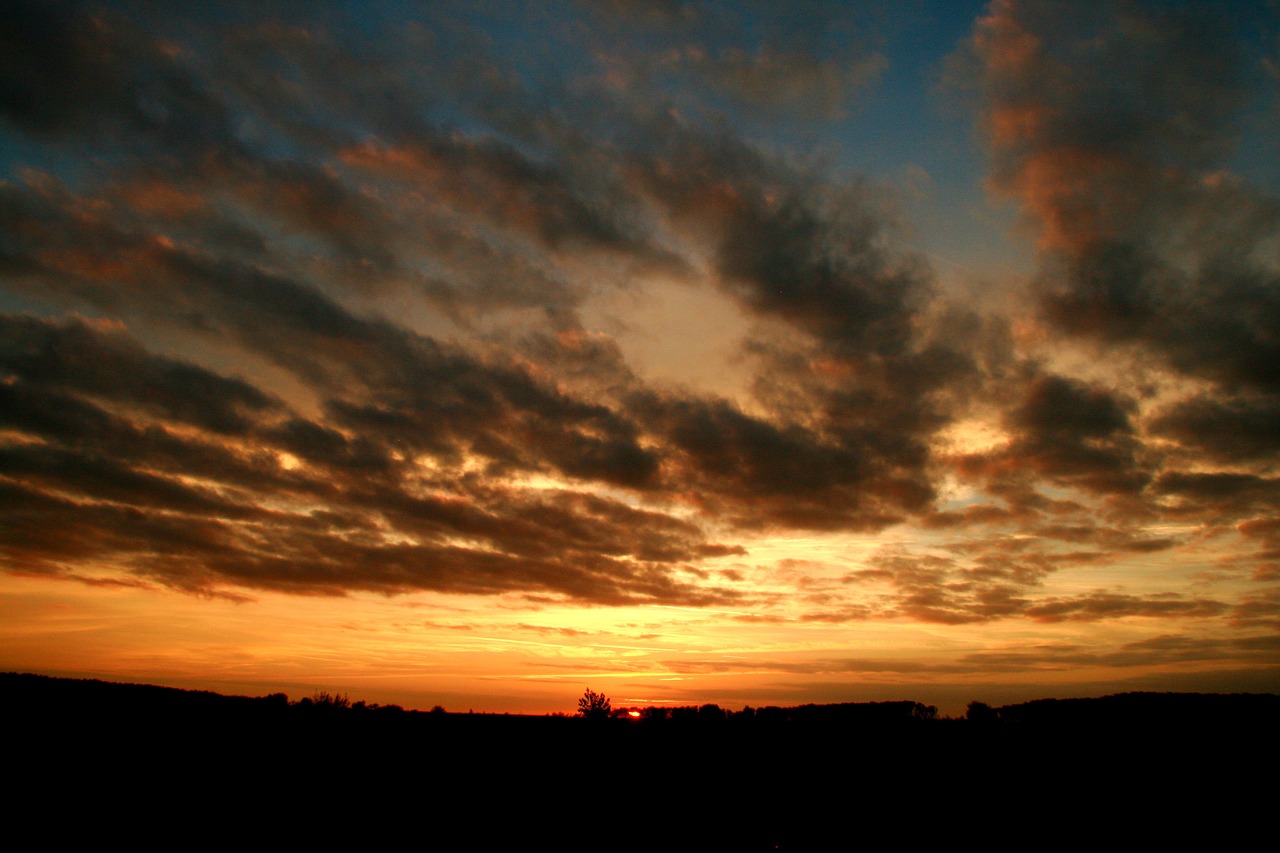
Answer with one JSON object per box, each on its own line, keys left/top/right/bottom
{"left": 1, "top": 0, "right": 1278, "bottom": 716}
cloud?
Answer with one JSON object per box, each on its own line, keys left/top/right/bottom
{"left": 836, "top": 527, "right": 1199, "bottom": 626}
{"left": 0, "top": 313, "right": 280, "bottom": 434}
{"left": 628, "top": 390, "right": 933, "bottom": 530}
{"left": 1148, "top": 393, "right": 1280, "bottom": 463}
{"left": 0, "top": 313, "right": 745, "bottom": 604}
{"left": 1231, "top": 588, "right": 1280, "bottom": 630}
{"left": 1, "top": 0, "right": 1276, "bottom": 646}
{"left": 1153, "top": 471, "right": 1280, "bottom": 525}
{"left": 942, "top": 369, "right": 1152, "bottom": 513}
{"left": 0, "top": 0, "right": 967, "bottom": 544}
{"left": 937, "top": 1, "right": 1280, "bottom": 643}
{"left": 972, "top": 0, "right": 1280, "bottom": 398}
{"left": 0, "top": 0, "right": 233, "bottom": 149}
{"left": 1023, "top": 592, "right": 1229, "bottom": 623}
{"left": 583, "top": 0, "right": 887, "bottom": 121}
{"left": 960, "top": 633, "right": 1279, "bottom": 671}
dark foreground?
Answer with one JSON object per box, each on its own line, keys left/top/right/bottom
{"left": 6, "top": 673, "right": 1277, "bottom": 849}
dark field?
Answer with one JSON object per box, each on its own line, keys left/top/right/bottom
{"left": 6, "top": 673, "right": 1276, "bottom": 849}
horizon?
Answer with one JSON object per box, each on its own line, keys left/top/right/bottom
{"left": 2, "top": 0, "right": 1278, "bottom": 719}
{"left": 11, "top": 669, "right": 1276, "bottom": 721}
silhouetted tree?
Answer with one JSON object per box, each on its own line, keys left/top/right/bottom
{"left": 641, "top": 706, "right": 669, "bottom": 722}
{"left": 577, "top": 688, "right": 611, "bottom": 721}
{"left": 967, "top": 701, "right": 999, "bottom": 724}
{"left": 912, "top": 703, "right": 939, "bottom": 721}
{"left": 670, "top": 705, "right": 699, "bottom": 723}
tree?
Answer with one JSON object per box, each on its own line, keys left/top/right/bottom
{"left": 577, "top": 688, "right": 611, "bottom": 721}
{"left": 967, "top": 701, "right": 999, "bottom": 724}
{"left": 912, "top": 702, "right": 939, "bottom": 721}
{"left": 641, "top": 706, "right": 669, "bottom": 722}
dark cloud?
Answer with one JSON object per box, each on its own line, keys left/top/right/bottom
{"left": 1023, "top": 592, "right": 1229, "bottom": 623}
{"left": 959, "top": 633, "right": 1279, "bottom": 671}
{"left": 1237, "top": 518, "right": 1280, "bottom": 582}
{"left": 611, "top": 124, "right": 976, "bottom": 530}
{"left": 1004, "top": 374, "right": 1145, "bottom": 492}
{"left": 1153, "top": 471, "right": 1280, "bottom": 525}
{"left": 628, "top": 390, "right": 933, "bottom": 530}
{"left": 0, "top": 176, "right": 663, "bottom": 486}
{"left": 715, "top": 188, "right": 925, "bottom": 355}
{"left": 951, "top": 371, "right": 1150, "bottom": 500}
{"left": 847, "top": 550, "right": 1029, "bottom": 625}
{"left": 1148, "top": 393, "right": 1280, "bottom": 463}
{"left": 627, "top": 127, "right": 940, "bottom": 364}
{"left": 0, "top": 314, "right": 279, "bottom": 434}
{"left": 340, "top": 136, "right": 665, "bottom": 262}
{"left": 0, "top": 438, "right": 743, "bottom": 606}
{"left": 0, "top": 0, "right": 1274, "bottom": 646}
{"left": 0, "top": 311, "right": 740, "bottom": 605}
{"left": 1231, "top": 589, "right": 1280, "bottom": 630}
{"left": 0, "top": 0, "right": 232, "bottom": 149}
{"left": 683, "top": 630, "right": 1280, "bottom": 675}
{"left": 0, "top": 0, "right": 964, "bottom": 542}
{"left": 840, "top": 530, "right": 1203, "bottom": 626}
{"left": 966, "top": 1, "right": 1280, "bottom": 627}
{"left": 973, "top": 0, "right": 1280, "bottom": 395}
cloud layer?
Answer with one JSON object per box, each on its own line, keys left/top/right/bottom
{"left": 0, "top": 0, "right": 1277, "bottom": 670}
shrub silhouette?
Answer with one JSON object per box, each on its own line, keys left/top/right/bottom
{"left": 311, "top": 690, "right": 351, "bottom": 709}
{"left": 577, "top": 688, "right": 611, "bottom": 720}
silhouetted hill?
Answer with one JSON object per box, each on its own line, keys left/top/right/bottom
{"left": 5, "top": 672, "right": 1276, "bottom": 849}
{"left": 994, "top": 691, "right": 1280, "bottom": 730}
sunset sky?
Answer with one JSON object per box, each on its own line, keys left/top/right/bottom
{"left": 2, "top": 0, "right": 1278, "bottom": 715}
